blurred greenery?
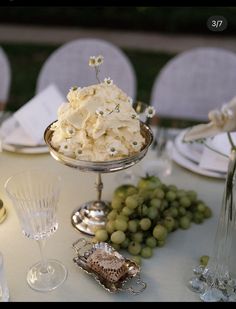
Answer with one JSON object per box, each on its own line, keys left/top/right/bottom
{"left": 2, "top": 43, "right": 174, "bottom": 112}
{"left": 0, "top": 7, "right": 236, "bottom": 35}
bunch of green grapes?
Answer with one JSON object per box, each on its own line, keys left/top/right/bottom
{"left": 94, "top": 175, "right": 212, "bottom": 264}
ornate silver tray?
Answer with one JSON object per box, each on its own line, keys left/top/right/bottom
{"left": 72, "top": 238, "right": 147, "bottom": 295}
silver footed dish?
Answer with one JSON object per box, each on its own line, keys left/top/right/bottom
{"left": 44, "top": 121, "right": 153, "bottom": 173}
{"left": 44, "top": 121, "right": 153, "bottom": 235}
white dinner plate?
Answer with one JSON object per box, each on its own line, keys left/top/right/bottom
{"left": 174, "top": 129, "right": 203, "bottom": 164}
{"left": 1, "top": 142, "right": 48, "bottom": 154}
{"left": 172, "top": 145, "right": 226, "bottom": 179}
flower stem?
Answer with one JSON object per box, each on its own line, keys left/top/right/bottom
{"left": 95, "top": 67, "right": 100, "bottom": 83}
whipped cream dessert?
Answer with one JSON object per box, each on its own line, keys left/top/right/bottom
{"left": 50, "top": 82, "right": 145, "bottom": 161}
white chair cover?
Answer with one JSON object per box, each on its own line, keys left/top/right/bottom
{"left": 150, "top": 47, "right": 236, "bottom": 121}
{"left": 36, "top": 38, "right": 136, "bottom": 99}
{"left": 0, "top": 47, "right": 11, "bottom": 104}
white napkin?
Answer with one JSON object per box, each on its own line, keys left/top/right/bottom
{"left": 199, "top": 145, "right": 228, "bottom": 173}
{"left": 0, "top": 84, "right": 64, "bottom": 147}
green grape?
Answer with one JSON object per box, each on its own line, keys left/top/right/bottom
{"left": 125, "top": 195, "right": 139, "bottom": 209}
{"left": 138, "top": 189, "right": 152, "bottom": 201}
{"left": 161, "top": 184, "right": 168, "bottom": 192}
{"left": 107, "top": 209, "right": 118, "bottom": 220}
{"left": 163, "top": 216, "right": 175, "bottom": 232}
{"left": 121, "top": 206, "right": 134, "bottom": 216}
{"left": 166, "top": 191, "right": 177, "bottom": 202}
{"left": 141, "top": 246, "right": 153, "bottom": 258}
{"left": 179, "top": 216, "right": 191, "bottom": 229}
{"left": 173, "top": 219, "right": 179, "bottom": 231}
{"left": 193, "top": 212, "right": 204, "bottom": 224}
{"left": 150, "top": 198, "right": 162, "bottom": 209}
{"left": 153, "top": 224, "right": 168, "bottom": 241}
{"left": 187, "top": 190, "right": 197, "bottom": 203}
{"left": 145, "top": 236, "right": 157, "bottom": 248}
{"left": 200, "top": 255, "right": 209, "bottom": 266}
{"left": 176, "top": 189, "right": 186, "bottom": 199}
{"left": 179, "top": 196, "right": 191, "bottom": 208}
{"left": 128, "top": 241, "right": 142, "bottom": 255}
{"left": 157, "top": 239, "right": 166, "bottom": 247}
{"left": 111, "top": 243, "right": 120, "bottom": 251}
{"left": 116, "top": 214, "right": 129, "bottom": 222}
{"left": 178, "top": 206, "right": 187, "bottom": 216}
{"left": 185, "top": 211, "right": 193, "bottom": 221}
{"left": 170, "top": 201, "right": 179, "bottom": 208}
{"left": 115, "top": 218, "right": 128, "bottom": 232}
{"left": 95, "top": 229, "right": 109, "bottom": 242}
{"left": 114, "top": 184, "right": 137, "bottom": 199}
{"left": 132, "top": 231, "right": 144, "bottom": 243}
{"left": 160, "top": 200, "right": 168, "bottom": 211}
{"left": 138, "top": 204, "right": 149, "bottom": 216}
{"left": 197, "top": 203, "right": 206, "bottom": 213}
{"left": 168, "top": 184, "right": 177, "bottom": 192}
{"left": 128, "top": 220, "right": 138, "bottom": 233}
{"left": 147, "top": 206, "right": 159, "bottom": 220}
{"left": 121, "top": 237, "right": 130, "bottom": 249}
{"left": 168, "top": 206, "right": 178, "bottom": 218}
{"left": 131, "top": 255, "right": 142, "bottom": 266}
{"left": 138, "top": 176, "right": 161, "bottom": 191}
{"left": 106, "top": 220, "right": 116, "bottom": 234}
{"left": 111, "top": 230, "right": 126, "bottom": 244}
{"left": 139, "top": 218, "right": 152, "bottom": 231}
{"left": 203, "top": 206, "right": 212, "bottom": 218}
{"left": 111, "top": 197, "right": 123, "bottom": 210}
{"left": 154, "top": 188, "right": 165, "bottom": 199}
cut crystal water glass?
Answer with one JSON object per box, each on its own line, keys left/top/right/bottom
{"left": 4, "top": 169, "right": 67, "bottom": 292}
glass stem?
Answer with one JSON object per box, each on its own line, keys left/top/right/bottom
{"left": 96, "top": 173, "right": 103, "bottom": 202}
{"left": 37, "top": 239, "right": 48, "bottom": 274}
{"left": 206, "top": 149, "right": 236, "bottom": 284}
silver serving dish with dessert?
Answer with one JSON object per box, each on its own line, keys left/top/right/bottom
{"left": 72, "top": 238, "right": 147, "bottom": 294}
{"left": 44, "top": 121, "right": 153, "bottom": 235}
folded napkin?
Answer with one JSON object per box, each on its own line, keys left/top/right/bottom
{"left": 184, "top": 96, "right": 236, "bottom": 142}
{"left": 0, "top": 84, "right": 64, "bottom": 148}
{"left": 199, "top": 145, "right": 228, "bottom": 173}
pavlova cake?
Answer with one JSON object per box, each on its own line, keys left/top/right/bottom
{"left": 50, "top": 55, "right": 155, "bottom": 161}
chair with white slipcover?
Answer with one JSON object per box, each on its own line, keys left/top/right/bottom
{"left": 36, "top": 38, "right": 136, "bottom": 99}
{"left": 150, "top": 47, "right": 236, "bottom": 122}
{"left": 0, "top": 47, "right": 11, "bottom": 111}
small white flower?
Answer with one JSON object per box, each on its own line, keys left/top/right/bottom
{"left": 127, "top": 97, "right": 133, "bottom": 105}
{"left": 108, "top": 146, "right": 118, "bottom": 156}
{"left": 65, "top": 126, "right": 76, "bottom": 137}
{"left": 69, "top": 86, "right": 80, "bottom": 92}
{"left": 89, "top": 56, "right": 96, "bottom": 67}
{"left": 145, "top": 106, "right": 156, "bottom": 118}
{"left": 131, "top": 113, "right": 139, "bottom": 120}
{"left": 131, "top": 140, "right": 140, "bottom": 150}
{"left": 96, "top": 107, "right": 107, "bottom": 117}
{"left": 74, "top": 144, "right": 83, "bottom": 158}
{"left": 95, "top": 55, "right": 104, "bottom": 66}
{"left": 104, "top": 77, "right": 113, "bottom": 86}
{"left": 59, "top": 140, "right": 74, "bottom": 157}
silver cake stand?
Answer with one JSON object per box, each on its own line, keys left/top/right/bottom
{"left": 44, "top": 122, "right": 153, "bottom": 236}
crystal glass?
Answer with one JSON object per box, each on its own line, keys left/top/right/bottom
{"left": 4, "top": 169, "right": 67, "bottom": 292}
{"left": 188, "top": 144, "right": 236, "bottom": 302}
{"left": 44, "top": 121, "right": 153, "bottom": 236}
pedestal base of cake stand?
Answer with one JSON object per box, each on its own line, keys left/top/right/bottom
{"left": 71, "top": 200, "right": 110, "bottom": 236}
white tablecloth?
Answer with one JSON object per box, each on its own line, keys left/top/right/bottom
{"left": 0, "top": 149, "right": 225, "bottom": 302}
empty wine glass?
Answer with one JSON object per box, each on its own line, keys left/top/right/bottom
{"left": 4, "top": 169, "right": 67, "bottom": 292}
